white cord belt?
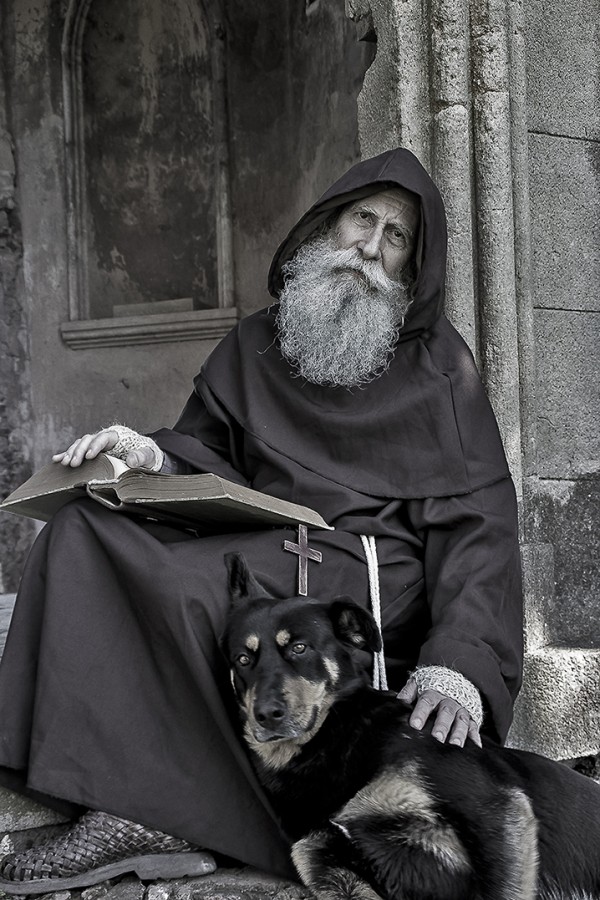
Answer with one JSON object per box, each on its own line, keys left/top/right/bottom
{"left": 360, "top": 535, "right": 388, "bottom": 691}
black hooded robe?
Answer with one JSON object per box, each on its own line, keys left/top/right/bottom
{"left": 0, "top": 149, "right": 523, "bottom": 877}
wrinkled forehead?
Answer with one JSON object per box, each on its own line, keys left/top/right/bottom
{"left": 340, "top": 186, "right": 420, "bottom": 234}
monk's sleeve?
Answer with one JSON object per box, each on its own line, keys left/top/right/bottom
{"left": 406, "top": 477, "right": 524, "bottom": 743}
{"left": 149, "top": 383, "right": 250, "bottom": 485}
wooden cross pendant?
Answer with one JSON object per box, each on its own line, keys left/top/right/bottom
{"left": 283, "top": 524, "right": 322, "bottom": 597}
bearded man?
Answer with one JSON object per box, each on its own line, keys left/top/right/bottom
{"left": 0, "top": 148, "right": 523, "bottom": 893}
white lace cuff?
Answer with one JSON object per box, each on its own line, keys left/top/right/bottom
{"left": 412, "top": 665, "right": 483, "bottom": 728}
{"left": 104, "top": 424, "right": 164, "bottom": 473}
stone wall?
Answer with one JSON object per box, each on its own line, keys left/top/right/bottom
{"left": 0, "top": 10, "right": 35, "bottom": 591}
{"left": 526, "top": 0, "right": 600, "bottom": 649}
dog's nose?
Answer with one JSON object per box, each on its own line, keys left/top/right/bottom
{"left": 255, "top": 700, "right": 287, "bottom": 729}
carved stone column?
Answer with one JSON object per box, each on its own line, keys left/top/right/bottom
{"left": 429, "top": 0, "right": 477, "bottom": 355}
{"left": 346, "top": 0, "right": 600, "bottom": 760}
{"left": 347, "top": 0, "right": 525, "bottom": 495}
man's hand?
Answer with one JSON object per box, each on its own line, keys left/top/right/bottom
{"left": 397, "top": 679, "right": 482, "bottom": 748}
{"left": 52, "top": 430, "right": 156, "bottom": 470}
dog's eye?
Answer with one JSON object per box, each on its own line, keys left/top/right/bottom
{"left": 291, "top": 643, "right": 307, "bottom": 654}
{"left": 237, "top": 654, "right": 251, "bottom": 666}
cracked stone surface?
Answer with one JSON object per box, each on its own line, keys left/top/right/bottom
{"left": 0, "top": 869, "right": 311, "bottom": 900}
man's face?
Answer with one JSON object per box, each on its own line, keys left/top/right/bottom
{"left": 276, "top": 188, "right": 417, "bottom": 387}
{"left": 334, "top": 188, "right": 419, "bottom": 281}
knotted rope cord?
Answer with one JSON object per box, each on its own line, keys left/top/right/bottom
{"left": 360, "top": 535, "right": 388, "bottom": 691}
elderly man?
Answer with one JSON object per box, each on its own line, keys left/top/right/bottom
{"left": 0, "top": 148, "right": 523, "bottom": 893}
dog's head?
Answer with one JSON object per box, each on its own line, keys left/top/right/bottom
{"left": 222, "top": 552, "right": 382, "bottom": 770}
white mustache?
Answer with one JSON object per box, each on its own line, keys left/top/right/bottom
{"left": 328, "top": 248, "right": 398, "bottom": 293}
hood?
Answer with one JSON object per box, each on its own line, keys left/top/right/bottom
{"left": 267, "top": 148, "right": 448, "bottom": 341}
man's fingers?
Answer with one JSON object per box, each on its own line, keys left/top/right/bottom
{"left": 408, "top": 689, "right": 445, "bottom": 731}
{"left": 85, "top": 431, "right": 118, "bottom": 460}
{"left": 52, "top": 440, "right": 81, "bottom": 465}
{"left": 468, "top": 719, "right": 482, "bottom": 748}
{"left": 52, "top": 431, "right": 117, "bottom": 468}
{"left": 430, "top": 698, "right": 462, "bottom": 743}
{"left": 447, "top": 710, "right": 471, "bottom": 747}
{"left": 52, "top": 430, "right": 156, "bottom": 470}
{"left": 126, "top": 447, "right": 156, "bottom": 469}
{"left": 404, "top": 685, "right": 479, "bottom": 749}
{"left": 396, "top": 679, "right": 418, "bottom": 705}
{"left": 55, "top": 436, "right": 93, "bottom": 467}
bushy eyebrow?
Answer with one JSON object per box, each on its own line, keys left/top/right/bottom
{"left": 347, "top": 202, "right": 415, "bottom": 239}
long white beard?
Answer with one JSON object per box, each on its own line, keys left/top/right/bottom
{"left": 275, "top": 236, "right": 413, "bottom": 388}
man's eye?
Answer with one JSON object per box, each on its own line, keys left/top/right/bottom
{"left": 354, "top": 210, "right": 371, "bottom": 224}
{"left": 237, "top": 654, "right": 251, "bottom": 666}
{"left": 291, "top": 643, "right": 307, "bottom": 654}
{"left": 388, "top": 229, "right": 407, "bottom": 247}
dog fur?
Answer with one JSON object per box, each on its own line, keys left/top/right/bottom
{"left": 222, "top": 552, "right": 600, "bottom": 900}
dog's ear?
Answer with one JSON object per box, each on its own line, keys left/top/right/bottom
{"left": 225, "top": 552, "right": 274, "bottom": 604}
{"left": 328, "top": 597, "right": 382, "bottom": 653}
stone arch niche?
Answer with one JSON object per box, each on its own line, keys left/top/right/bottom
{"left": 60, "top": 0, "right": 236, "bottom": 348}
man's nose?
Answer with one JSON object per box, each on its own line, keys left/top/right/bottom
{"left": 357, "top": 229, "right": 383, "bottom": 261}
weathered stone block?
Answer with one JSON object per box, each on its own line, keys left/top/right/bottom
{"left": 529, "top": 135, "right": 600, "bottom": 314}
{"left": 0, "top": 786, "right": 67, "bottom": 832}
{"left": 145, "top": 885, "right": 170, "bottom": 900}
{"left": 530, "top": 477, "right": 600, "bottom": 648}
{"left": 103, "top": 876, "right": 144, "bottom": 900}
{"left": 534, "top": 309, "right": 600, "bottom": 479}
{"left": 507, "top": 647, "right": 600, "bottom": 759}
{"left": 149, "top": 870, "right": 309, "bottom": 900}
{"left": 526, "top": 0, "right": 599, "bottom": 139}
{"left": 519, "top": 543, "right": 555, "bottom": 652}
{"left": 81, "top": 884, "right": 111, "bottom": 900}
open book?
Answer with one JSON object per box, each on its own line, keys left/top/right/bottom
{"left": 0, "top": 454, "right": 332, "bottom": 531}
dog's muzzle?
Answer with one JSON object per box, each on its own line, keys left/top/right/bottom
{"left": 249, "top": 701, "right": 319, "bottom": 743}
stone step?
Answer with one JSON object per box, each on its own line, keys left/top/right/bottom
{"left": 0, "top": 866, "right": 309, "bottom": 900}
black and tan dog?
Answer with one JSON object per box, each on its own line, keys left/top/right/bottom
{"left": 222, "top": 552, "right": 600, "bottom": 900}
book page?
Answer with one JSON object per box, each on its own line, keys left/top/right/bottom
{"left": 87, "top": 454, "right": 130, "bottom": 483}
{"left": 2, "top": 453, "right": 121, "bottom": 505}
